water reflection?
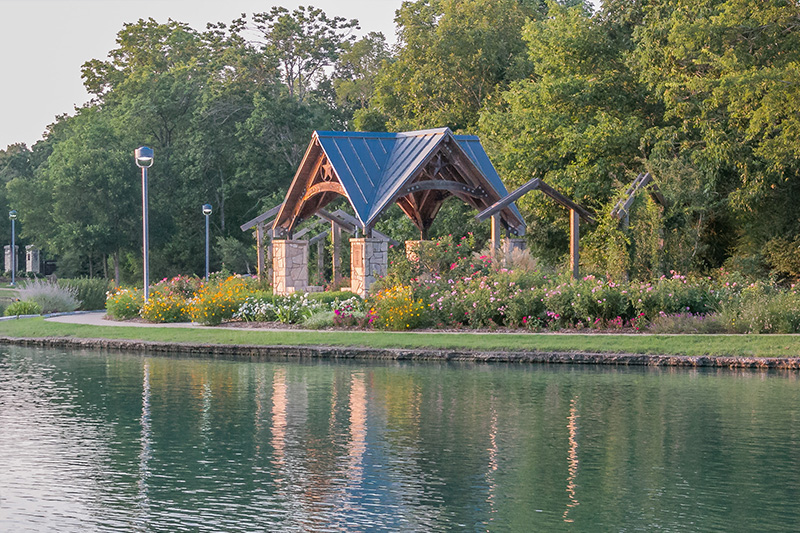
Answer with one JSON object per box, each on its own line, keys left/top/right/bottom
{"left": 563, "top": 396, "right": 580, "bottom": 523}
{"left": 1, "top": 348, "right": 800, "bottom": 532}
{"left": 136, "top": 361, "right": 152, "bottom": 529}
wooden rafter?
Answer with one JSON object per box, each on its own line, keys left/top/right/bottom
{"left": 303, "top": 181, "right": 346, "bottom": 201}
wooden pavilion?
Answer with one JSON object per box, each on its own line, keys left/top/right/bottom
{"left": 269, "top": 128, "right": 526, "bottom": 296}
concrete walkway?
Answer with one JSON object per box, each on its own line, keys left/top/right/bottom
{"left": 45, "top": 311, "right": 208, "bottom": 328}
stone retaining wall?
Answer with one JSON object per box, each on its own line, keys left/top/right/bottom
{"left": 2, "top": 336, "right": 799, "bottom": 369}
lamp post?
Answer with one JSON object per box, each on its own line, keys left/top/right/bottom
{"left": 202, "top": 204, "right": 212, "bottom": 280}
{"left": 135, "top": 147, "right": 154, "bottom": 302}
{"left": 8, "top": 210, "right": 17, "bottom": 286}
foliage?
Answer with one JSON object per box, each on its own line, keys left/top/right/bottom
{"left": 719, "top": 285, "right": 800, "bottom": 334}
{"left": 141, "top": 293, "right": 190, "bottom": 323}
{"left": 189, "top": 275, "right": 253, "bottom": 325}
{"left": 105, "top": 287, "right": 144, "bottom": 320}
{"left": 151, "top": 275, "right": 203, "bottom": 299}
{"left": 58, "top": 278, "right": 111, "bottom": 311}
{"left": 647, "top": 313, "right": 729, "bottom": 335}
{"left": 17, "top": 279, "right": 80, "bottom": 314}
{"left": 370, "top": 285, "right": 429, "bottom": 330}
{"left": 4, "top": 300, "right": 43, "bottom": 316}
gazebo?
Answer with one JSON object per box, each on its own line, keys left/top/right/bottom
{"left": 271, "top": 127, "right": 526, "bottom": 296}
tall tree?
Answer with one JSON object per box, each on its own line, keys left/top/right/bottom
{"left": 369, "top": 0, "right": 544, "bottom": 132}
{"left": 234, "top": 5, "right": 359, "bottom": 101}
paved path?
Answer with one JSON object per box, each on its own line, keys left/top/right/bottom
{"left": 45, "top": 311, "right": 208, "bottom": 328}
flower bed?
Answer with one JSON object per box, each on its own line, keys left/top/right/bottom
{"left": 104, "top": 241, "right": 800, "bottom": 334}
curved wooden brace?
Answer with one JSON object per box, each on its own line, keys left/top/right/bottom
{"left": 402, "top": 180, "right": 487, "bottom": 197}
{"left": 303, "top": 181, "right": 346, "bottom": 202}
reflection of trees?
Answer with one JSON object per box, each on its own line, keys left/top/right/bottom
{"left": 563, "top": 396, "right": 579, "bottom": 523}
{"left": 8, "top": 349, "right": 800, "bottom": 531}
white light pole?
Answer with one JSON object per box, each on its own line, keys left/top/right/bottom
{"left": 8, "top": 210, "right": 17, "bottom": 286}
{"left": 135, "top": 147, "right": 154, "bottom": 302}
{"left": 202, "top": 204, "right": 212, "bottom": 281}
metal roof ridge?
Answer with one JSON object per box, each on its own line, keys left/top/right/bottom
{"left": 315, "top": 130, "right": 398, "bottom": 139}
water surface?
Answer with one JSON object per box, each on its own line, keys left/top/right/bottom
{"left": 1, "top": 346, "right": 798, "bottom": 531}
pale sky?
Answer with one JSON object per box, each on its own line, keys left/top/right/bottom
{"left": 0, "top": 0, "right": 601, "bottom": 151}
{"left": 0, "top": 0, "right": 404, "bottom": 150}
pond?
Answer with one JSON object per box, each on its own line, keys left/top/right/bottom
{"left": 1, "top": 346, "right": 798, "bottom": 532}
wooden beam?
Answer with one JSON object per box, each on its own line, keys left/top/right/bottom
{"left": 332, "top": 221, "right": 342, "bottom": 287}
{"left": 538, "top": 181, "right": 596, "bottom": 224}
{"left": 317, "top": 239, "right": 324, "bottom": 284}
{"left": 315, "top": 208, "right": 356, "bottom": 233}
{"left": 240, "top": 203, "right": 282, "bottom": 232}
{"left": 302, "top": 181, "right": 346, "bottom": 202}
{"left": 476, "top": 178, "right": 541, "bottom": 221}
{"left": 329, "top": 210, "right": 399, "bottom": 245}
{"left": 402, "top": 179, "right": 486, "bottom": 197}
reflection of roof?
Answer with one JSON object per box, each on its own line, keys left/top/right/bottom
{"left": 273, "top": 127, "right": 525, "bottom": 234}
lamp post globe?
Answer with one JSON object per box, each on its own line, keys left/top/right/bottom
{"left": 202, "top": 204, "right": 212, "bottom": 280}
{"left": 135, "top": 146, "right": 153, "bottom": 301}
{"left": 8, "top": 210, "right": 17, "bottom": 286}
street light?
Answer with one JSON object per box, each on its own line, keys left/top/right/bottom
{"left": 8, "top": 210, "right": 17, "bottom": 286}
{"left": 135, "top": 146, "right": 154, "bottom": 302}
{"left": 202, "top": 204, "right": 212, "bottom": 280}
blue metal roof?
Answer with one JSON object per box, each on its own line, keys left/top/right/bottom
{"left": 313, "top": 128, "right": 522, "bottom": 228}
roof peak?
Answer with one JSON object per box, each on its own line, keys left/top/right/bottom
{"left": 314, "top": 127, "right": 454, "bottom": 139}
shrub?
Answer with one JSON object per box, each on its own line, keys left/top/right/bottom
{"left": 106, "top": 287, "right": 143, "bottom": 320}
{"left": 647, "top": 312, "right": 729, "bottom": 334}
{"left": 235, "top": 296, "right": 279, "bottom": 322}
{"left": 371, "top": 285, "right": 429, "bottom": 330}
{"left": 17, "top": 279, "right": 79, "bottom": 314}
{"left": 4, "top": 300, "right": 43, "bottom": 316}
{"left": 307, "top": 291, "right": 361, "bottom": 306}
{"left": 721, "top": 288, "right": 800, "bottom": 334}
{"left": 190, "top": 275, "right": 253, "bottom": 325}
{"left": 333, "top": 308, "right": 375, "bottom": 328}
{"left": 272, "top": 293, "right": 321, "bottom": 324}
{"left": 59, "top": 278, "right": 110, "bottom": 310}
{"left": 303, "top": 310, "right": 336, "bottom": 329}
{"left": 140, "top": 293, "right": 190, "bottom": 323}
{"left": 151, "top": 275, "right": 203, "bottom": 299}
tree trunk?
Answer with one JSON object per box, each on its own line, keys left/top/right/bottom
{"left": 114, "top": 251, "right": 121, "bottom": 287}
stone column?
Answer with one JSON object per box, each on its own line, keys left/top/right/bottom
{"left": 272, "top": 239, "right": 309, "bottom": 296}
{"left": 502, "top": 238, "right": 526, "bottom": 264}
{"left": 350, "top": 238, "right": 387, "bottom": 298}
{"left": 25, "top": 245, "right": 41, "bottom": 273}
{"left": 4, "top": 245, "right": 18, "bottom": 274}
{"left": 404, "top": 240, "right": 428, "bottom": 263}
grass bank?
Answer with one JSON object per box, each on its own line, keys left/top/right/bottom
{"left": 1, "top": 317, "right": 800, "bottom": 358}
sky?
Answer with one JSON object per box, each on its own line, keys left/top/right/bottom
{"left": 0, "top": 0, "right": 404, "bottom": 150}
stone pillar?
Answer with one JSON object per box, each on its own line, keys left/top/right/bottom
{"left": 25, "top": 245, "right": 41, "bottom": 273}
{"left": 503, "top": 238, "right": 526, "bottom": 256}
{"left": 272, "top": 239, "right": 309, "bottom": 296}
{"left": 350, "top": 238, "right": 387, "bottom": 298}
{"left": 4, "top": 245, "right": 18, "bottom": 274}
{"left": 404, "top": 240, "right": 428, "bottom": 262}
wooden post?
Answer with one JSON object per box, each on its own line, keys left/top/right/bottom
{"left": 570, "top": 209, "right": 579, "bottom": 279}
{"left": 256, "top": 223, "right": 265, "bottom": 282}
{"left": 332, "top": 221, "right": 342, "bottom": 287}
{"left": 267, "top": 234, "right": 273, "bottom": 285}
{"left": 491, "top": 214, "right": 501, "bottom": 262}
{"left": 317, "top": 239, "right": 324, "bottom": 284}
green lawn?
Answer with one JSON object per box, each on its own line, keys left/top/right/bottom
{"left": 1, "top": 316, "right": 799, "bottom": 358}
